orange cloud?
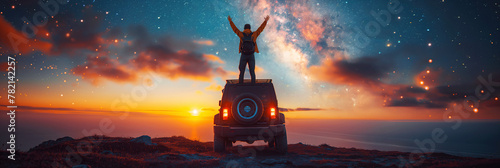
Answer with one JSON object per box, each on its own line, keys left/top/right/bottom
{"left": 203, "top": 54, "right": 225, "bottom": 64}
{"left": 132, "top": 50, "right": 226, "bottom": 82}
{"left": 255, "top": 65, "right": 265, "bottom": 73}
{"left": 205, "top": 83, "right": 223, "bottom": 91}
{"left": 73, "top": 56, "right": 138, "bottom": 85}
{"left": 308, "top": 54, "right": 456, "bottom": 109}
{"left": 0, "top": 16, "right": 52, "bottom": 55}
{"left": 0, "top": 9, "right": 111, "bottom": 56}
{"left": 69, "top": 24, "right": 228, "bottom": 85}
{"left": 0, "top": 62, "right": 8, "bottom": 71}
{"left": 193, "top": 40, "right": 215, "bottom": 46}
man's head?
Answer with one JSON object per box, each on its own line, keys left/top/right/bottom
{"left": 244, "top": 24, "right": 251, "bottom": 30}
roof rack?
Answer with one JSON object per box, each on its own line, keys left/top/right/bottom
{"left": 226, "top": 79, "right": 272, "bottom": 84}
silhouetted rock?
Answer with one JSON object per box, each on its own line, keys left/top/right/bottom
{"left": 130, "top": 135, "right": 156, "bottom": 145}
{"left": 30, "top": 136, "right": 74, "bottom": 151}
{"left": 56, "top": 136, "right": 74, "bottom": 142}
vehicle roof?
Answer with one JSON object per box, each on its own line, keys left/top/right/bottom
{"left": 226, "top": 79, "right": 272, "bottom": 84}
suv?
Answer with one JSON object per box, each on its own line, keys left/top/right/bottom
{"left": 213, "top": 79, "right": 287, "bottom": 153}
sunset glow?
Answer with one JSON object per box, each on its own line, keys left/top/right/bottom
{"left": 190, "top": 109, "right": 200, "bottom": 116}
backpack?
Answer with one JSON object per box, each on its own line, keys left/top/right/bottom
{"left": 241, "top": 32, "right": 255, "bottom": 55}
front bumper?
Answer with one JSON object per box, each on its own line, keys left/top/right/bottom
{"left": 214, "top": 124, "right": 286, "bottom": 142}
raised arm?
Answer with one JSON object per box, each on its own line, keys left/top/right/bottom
{"left": 253, "top": 15, "right": 270, "bottom": 37}
{"left": 228, "top": 16, "right": 243, "bottom": 38}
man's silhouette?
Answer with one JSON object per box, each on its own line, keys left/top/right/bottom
{"left": 228, "top": 15, "right": 269, "bottom": 84}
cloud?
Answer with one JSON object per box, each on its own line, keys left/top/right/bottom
{"left": 73, "top": 56, "right": 138, "bottom": 85}
{"left": 278, "top": 107, "right": 324, "bottom": 112}
{"left": 255, "top": 65, "right": 265, "bottom": 73}
{"left": 383, "top": 67, "right": 483, "bottom": 109}
{"left": 308, "top": 58, "right": 436, "bottom": 108}
{"left": 48, "top": 9, "right": 108, "bottom": 55}
{"left": 308, "top": 54, "right": 391, "bottom": 88}
{"left": 70, "top": 20, "right": 227, "bottom": 83}
{"left": 203, "top": 54, "right": 225, "bottom": 64}
{"left": 1, "top": 6, "right": 227, "bottom": 85}
{"left": 307, "top": 47, "right": 463, "bottom": 109}
{"left": 120, "top": 25, "right": 227, "bottom": 82}
{"left": 386, "top": 81, "right": 500, "bottom": 109}
{"left": 307, "top": 50, "right": 454, "bottom": 109}
{"left": 481, "top": 98, "right": 500, "bottom": 108}
{"left": 0, "top": 105, "right": 186, "bottom": 117}
{"left": 0, "top": 62, "right": 8, "bottom": 71}
{"left": 0, "top": 16, "right": 53, "bottom": 55}
{"left": 387, "top": 97, "right": 447, "bottom": 108}
{"left": 131, "top": 49, "right": 226, "bottom": 81}
{"left": 193, "top": 40, "right": 215, "bottom": 46}
{"left": 205, "top": 83, "right": 223, "bottom": 91}
{"left": 71, "top": 25, "right": 228, "bottom": 84}
{"left": 0, "top": 8, "right": 111, "bottom": 56}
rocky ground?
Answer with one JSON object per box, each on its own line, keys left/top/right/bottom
{"left": 1, "top": 135, "right": 499, "bottom": 168}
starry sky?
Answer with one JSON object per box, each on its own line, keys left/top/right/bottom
{"left": 1, "top": 0, "right": 500, "bottom": 120}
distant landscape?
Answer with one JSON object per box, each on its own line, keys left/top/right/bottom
{"left": 7, "top": 111, "right": 500, "bottom": 159}
{"left": 2, "top": 135, "right": 500, "bottom": 168}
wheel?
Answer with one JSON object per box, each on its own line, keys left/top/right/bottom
{"left": 275, "top": 129, "right": 287, "bottom": 154}
{"left": 231, "top": 93, "right": 264, "bottom": 125}
{"left": 214, "top": 135, "right": 225, "bottom": 152}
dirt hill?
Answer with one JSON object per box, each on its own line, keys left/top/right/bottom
{"left": 1, "top": 135, "right": 499, "bottom": 168}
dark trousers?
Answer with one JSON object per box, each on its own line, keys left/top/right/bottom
{"left": 238, "top": 53, "right": 255, "bottom": 84}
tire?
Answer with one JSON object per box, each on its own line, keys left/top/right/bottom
{"left": 231, "top": 93, "right": 264, "bottom": 125}
{"left": 214, "top": 135, "right": 225, "bottom": 152}
{"left": 275, "top": 129, "right": 287, "bottom": 154}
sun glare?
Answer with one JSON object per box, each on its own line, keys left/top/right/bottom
{"left": 190, "top": 109, "right": 199, "bottom": 116}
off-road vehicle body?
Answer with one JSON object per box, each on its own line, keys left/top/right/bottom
{"left": 213, "top": 79, "right": 287, "bottom": 153}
